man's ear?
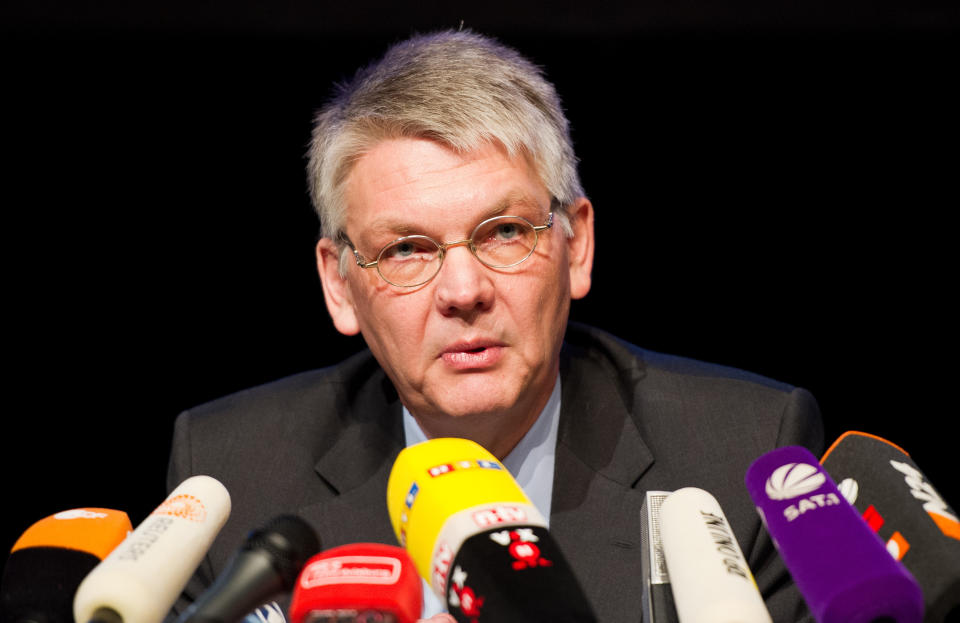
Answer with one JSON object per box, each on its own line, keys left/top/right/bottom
{"left": 565, "top": 197, "right": 594, "bottom": 300}
{"left": 316, "top": 238, "right": 361, "bottom": 336}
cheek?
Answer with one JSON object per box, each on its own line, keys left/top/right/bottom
{"left": 352, "top": 283, "right": 430, "bottom": 358}
{"left": 500, "top": 270, "right": 570, "bottom": 338}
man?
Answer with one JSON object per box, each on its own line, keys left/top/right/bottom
{"left": 168, "top": 29, "right": 823, "bottom": 621}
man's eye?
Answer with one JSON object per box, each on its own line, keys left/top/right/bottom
{"left": 494, "top": 223, "right": 520, "bottom": 240}
{"left": 394, "top": 242, "right": 417, "bottom": 257}
{"left": 382, "top": 239, "right": 436, "bottom": 261}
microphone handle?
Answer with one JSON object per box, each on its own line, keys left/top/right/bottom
{"left": 649, "top": 584, "right": 680, "bottom": 623}
{"left": 178, "top": 551, "right": 284, "bottom": 623}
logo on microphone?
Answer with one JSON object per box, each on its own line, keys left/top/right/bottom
{"left": 765, "top": 463, "right": 826, "bottom": 500}
{"left": 838, "top": 477, "right": 913, "bottom": 561}
{"left": 472, "top": 505, "right": 529, "bottom": 528}
{"left": 427, "top": 459, "right": 504, "bottom": 478}
{"left": 764, "top": 463, "right": 841, "bottom": 522}
{"left": 299, "top": 555, "right": 402, "bottom": 587}
{"left": 449, "top": 565, "right": 484, "bottom": 623}
{"left": 152, "top": 493, "right": 207, "bottom": 522}
{"left": 405, "top": 482, "right": 419, "bottom": 508}
{"left": 54, "top": 509, "right": 109, "bottom": 520}
{"left": 890, "top": 459, "right": 960, "bottom": 542}
{"left": 490, "top": 528, "right": 553, "bottom": 570}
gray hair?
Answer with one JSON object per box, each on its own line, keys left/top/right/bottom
{"left": 306, "top": 29, "right": 583, "bottom": 248}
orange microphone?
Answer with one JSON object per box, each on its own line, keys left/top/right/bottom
{"left": 2, "top": 508, "right": 133, "bottom": 623}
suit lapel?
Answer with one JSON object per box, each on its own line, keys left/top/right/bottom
{"left": 300, "top": 366, "right": 405, "bottom": 548}
{"left": 551, "top": 336, "right": 655, "bottom": 622}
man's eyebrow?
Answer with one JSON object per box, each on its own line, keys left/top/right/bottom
{"left": 363, "top": 218, "right": 418, "bottom": 237}
{"left": 477, "top": 193, "right": 549, "bottom": 223}
{"left": 362, "top": 192, "right": 547, "bottom": 240}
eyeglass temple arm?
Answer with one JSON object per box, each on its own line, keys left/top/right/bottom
{"left": 533, "top": 211, "right": 554, "bottom": 232}
{"left": 337, "top": 232, "right": 379, "bottom": 269}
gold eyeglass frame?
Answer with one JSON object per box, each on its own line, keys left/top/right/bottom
{"left": 338, "top": 212, "right": 555, "bottom": 288}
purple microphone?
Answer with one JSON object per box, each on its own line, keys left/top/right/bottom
{"left": 745, "top": 446, "right": 923, "bottom": 623}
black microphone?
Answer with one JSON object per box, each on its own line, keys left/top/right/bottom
{"left": 821, "top": 431, "right": 960, "bottom": 623}
{"left": 176, "top": 514, "right": 321, "bottom": 623}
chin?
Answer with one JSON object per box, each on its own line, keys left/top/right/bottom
{"left": 431, "top": 394, "right": 517, "bottom": 421}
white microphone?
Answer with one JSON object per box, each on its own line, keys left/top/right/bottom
{"left": 73, "top": 475, "right": 231, "bottom": 623}
{"left": 660, "top": 487, "right": 772, "bottom": 623}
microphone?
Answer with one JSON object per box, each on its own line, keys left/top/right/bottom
{"left": 639, "top": 491, "right": 679, "bottom": 623}
{"left": 659, "top": 487, "right": 772, "bottom": 623}
{"left": 821, "top": 431, "right": 960, "bottom": 623}
{"left": 288, "top": 543, "right": 422, "bottom": 623}
{"left": 1, "top": 508, "right": 132, "bottom": 623}
{"left": 73, "top": 475, "right": 231, "bottom": 623}
{"left": 386, "top": 437, "right": 596, "bottom": 623}
{"left": 745, "top": 446, "right": 924, "bottom": 623}
{"left": 176, "top": 514, "right": 321, "bottom": 623}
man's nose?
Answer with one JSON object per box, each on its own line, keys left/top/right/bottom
{"left": 433, "top": 242, "right": 495, "bottom": 316}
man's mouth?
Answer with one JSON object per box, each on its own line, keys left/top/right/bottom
{"left": 441, "top": 341, "right": 504, "bottom": 369}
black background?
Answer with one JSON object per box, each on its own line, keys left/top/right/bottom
{"left": 3, "top": 0, "right": 958, "bottom": 556}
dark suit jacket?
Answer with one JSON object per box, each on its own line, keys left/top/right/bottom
{"left": 168, "top": 323, "right": 824, "bottom": 622}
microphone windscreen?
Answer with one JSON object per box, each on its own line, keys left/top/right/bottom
{"left": 443, "top": 524, "right": 595, "bottom": 623}
{"left": 73, "top": 475, "right": 231, "bottom": 623}
{"left": 660, "top": 488, "right": 771, "bottom": 623}
{"left": 1, "top": 508, "right": 132, "bottom": 623}
{"left": 821, "top": 431, "right": 960, "bottom": 622}
{"left": 386, "top": 437, "right": 543, "bottom": 587}
{"left": 745, "top": 446, "right": 924, "bottom": 623}
{"left": 288, "top": 543, "right": 422, "bottom": 623}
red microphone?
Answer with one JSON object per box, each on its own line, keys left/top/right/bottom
{"left": 289, "top": 543, "right": 422, "bottom": 623}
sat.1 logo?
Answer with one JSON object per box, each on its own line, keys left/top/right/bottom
{"left": 765, "top": 462, "right": 842, "bottom": 522}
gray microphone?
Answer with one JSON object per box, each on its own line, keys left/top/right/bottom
{"left": 640, "top": 491, "right": 679, "bottom": 623}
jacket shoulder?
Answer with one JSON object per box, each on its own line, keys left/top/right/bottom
{"left": 167, "top": 349, "right": 396, "bottom": 492}
{"left": 563, "top": 322, "right": 823, "bottom": 455}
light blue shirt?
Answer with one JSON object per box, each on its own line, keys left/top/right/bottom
{"left": 402, "top": 377, "right": 562, "bottom": 618}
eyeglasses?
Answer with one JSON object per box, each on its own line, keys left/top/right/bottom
{"left": 339, "top": 212, "right": 554, "bottom": 287}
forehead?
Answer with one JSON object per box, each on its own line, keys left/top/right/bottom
{"left": 343, "top": 138, "right": 550, "bottom": 238}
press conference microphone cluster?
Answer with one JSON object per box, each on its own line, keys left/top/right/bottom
{"left": 821, "top": 431, "right": 960, "bottom": 623}
{"left": 1, "top": 507, "right": 132, "bottom": 623}
{"left": 73, "top": 475, "right": 231, "bottom": 623}
{"left": 746, "top": 445, "right": 925, "bottom": 623}
{"left": 387, "top": 437, "right": 597, "bottom": 623}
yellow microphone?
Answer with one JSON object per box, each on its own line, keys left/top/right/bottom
{"left": 386, "top": 438, "right": 543, "bottom": 588}
{"left": 387, "top": 438, "right": 596, "bottom": 622}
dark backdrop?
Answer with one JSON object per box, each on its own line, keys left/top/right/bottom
{"left": 3, "top": 0, "right": 958, "bottom": 556}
